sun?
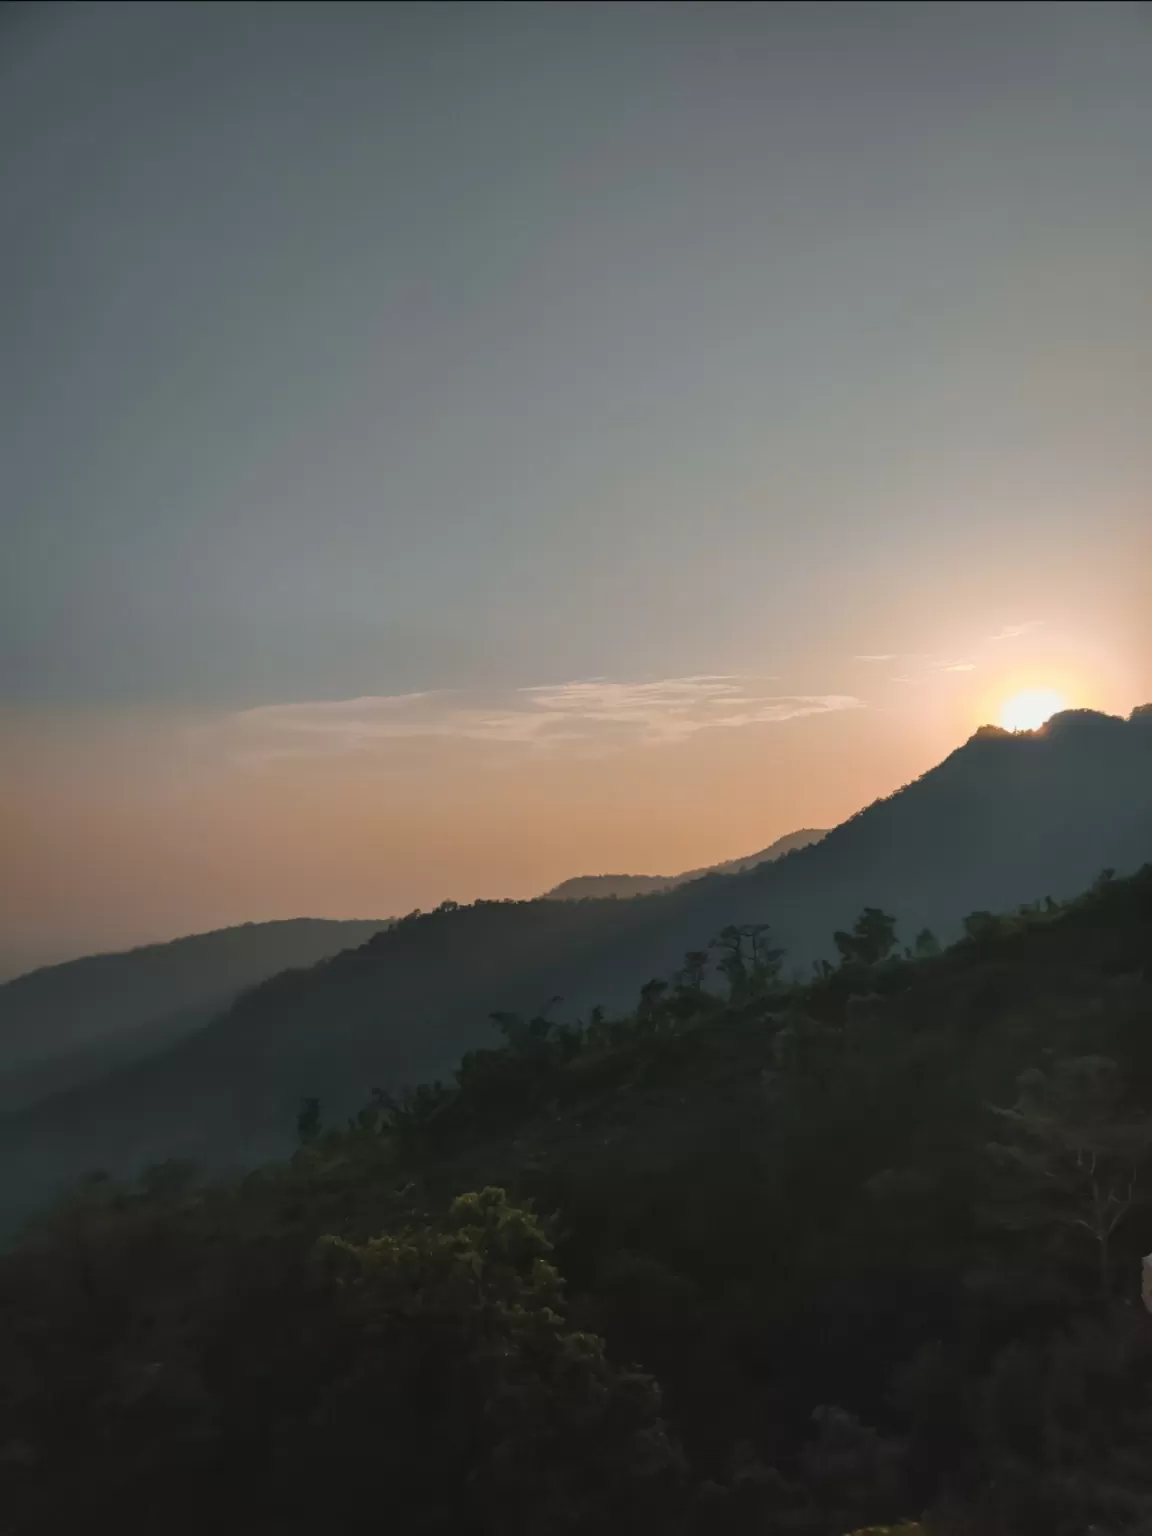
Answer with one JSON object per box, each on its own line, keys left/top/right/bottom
{"left": 998, "top": 688, "right": 1066, "bottom": 732}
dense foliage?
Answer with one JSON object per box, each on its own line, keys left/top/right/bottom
{"left": 3, "top": 864, "right": 1152, "bottom": 1532}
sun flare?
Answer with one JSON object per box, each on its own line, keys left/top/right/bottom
{"left": 998, "top": 688, "right": 1066, "bottom": 732}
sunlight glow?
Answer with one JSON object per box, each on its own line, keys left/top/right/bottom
{"left": 998, "top": 688, "right": 1066, "bottom": 732}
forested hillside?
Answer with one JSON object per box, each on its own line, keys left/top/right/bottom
{"left": 0, "top": 708, "right": 1147, "bottom": 1224}
{"left": 0, "top": 918, "right": 391, "bottom": 1111}
{"left": 3, "top": 863, "right": 1151, "bottom": 1534}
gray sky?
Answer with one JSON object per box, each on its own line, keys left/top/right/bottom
{"left": 1, "top": 2, "right": 1150, "bottom": 972}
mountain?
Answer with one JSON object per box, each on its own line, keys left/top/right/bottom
{"left": 0, "top": 919, "right": 391, "bottom": 1112}
{"left": 1, "top": 707, "right": 1149, "bottom": 1225}
{"left": 543, "top": 827, "right": 828, "bottom": 900}
{"left": 6, "top": 864, "right": 1152, "bottom": 1533}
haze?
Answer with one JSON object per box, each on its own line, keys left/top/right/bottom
{"left": 2, "top": 1, "right": 1150, "bottom": 977}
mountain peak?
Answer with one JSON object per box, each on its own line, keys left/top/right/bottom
{"left": 1041, "top": 707, "right": 1127, "bottom": 736}
{"left": 968, "top": 706, "right": 1129, "bottom": 744}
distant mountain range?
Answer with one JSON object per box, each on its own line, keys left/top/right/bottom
{"left": 0, "top": 919, "right": 391, "bottom": 1113}
{"left": 543, "top": 828, "right": 828, "bottom": 900}
{"left": 1, "top": 706, "right": 1149, "bottom": 1229}
{"left": 0, "top": 835, "right": 828, "bottom": 1108}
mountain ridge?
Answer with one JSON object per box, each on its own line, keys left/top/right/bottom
{"left": 543, "top": 827, "right": 828, "bottom": 900}
{"left": 0, "top": 917, "right": 392, "bottom": 1111}
{"left": 1, "top": 707, "right": 1149, "bottom": 1226}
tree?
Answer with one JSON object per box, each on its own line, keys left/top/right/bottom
{"left": 744, "top": 923, "right": 785, "bottom": 995}
{"left": 987, "top": 1056, "right": 1152, "bottom": 1299}
{"left": 586, "top": 1004, "right": 609, "bottom": 1047}
{"left": 314, "top": 1189, "right": 684, "bottom": 1531}
{"left": 490, "top": 995, "right": 563, "bottom": 1053}
{"left": 962, "top": 910, "right": 1004, "bottom": 943}
{"left": 833, "top": 908, "right": 898, "bottom": 968}
{"left": 711, "top": 926, "right": 749, "bottom": 1000}
{"left": 709, "top": 925, "right": 785, "bottom": 1002}
{"left": 674, "top": 950, "right": 710, "bottom": 1000}
{"left": 638, "top": 978, "right": 669, "bottom": 1030}
{"left": 912, "top": 928, "right": 939, "bottom": 959}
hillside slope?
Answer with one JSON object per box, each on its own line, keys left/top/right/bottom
{"left": 2, "top": 708, "right": 1149, "bottom": 1221}
{"left": 544, "top": 827, "right": 828, "bottom": 899}
{"left": 5, "top": 864, "right": 1152, "bottom": 1534}
{"left": 0, "top": 918, "right": 391, "bottom": 1110}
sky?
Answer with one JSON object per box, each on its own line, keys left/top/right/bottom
{"left": 1, "top": 1, "right": 1150, "bottom": 976}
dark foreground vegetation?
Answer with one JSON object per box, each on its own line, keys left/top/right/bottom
{"left": 3, "top": 865, "right": 1152, "bottom": 1534}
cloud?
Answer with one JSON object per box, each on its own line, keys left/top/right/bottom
{"left": 854, "top": 636, "right": 981, "bottom": 680}
{"left": 854, "top": 651, "right": 940, "bottom": 665}
{"left": 860, "top": 651, "right": 974, "bottom": 681}
{"left": 990, "top": 621, "right": 1043, "bottom": 642}
{"left": 223, "top": 677, "right": 864, "bottom": 761}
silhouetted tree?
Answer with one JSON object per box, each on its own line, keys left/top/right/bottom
{"left": 711, "top": 926, "right": 749, "bottom": 1000}
{"left": 638, "top": 978, "right": 669, "bottom": 1029}
{"left": 833, "top": 908, "right": 898, "bottom": 967}
{"left": 674, "top": 950, "right": 710, "bottom": 997}
{"left": 744, "top": 923, "right": 784, "bottom": 995}
{"left": 586, "top": 1004, "right": 609, "bottom": 1047}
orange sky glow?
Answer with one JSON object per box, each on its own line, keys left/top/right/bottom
{"left": 3, "top": 610, "right": 1147, "bottom": 977}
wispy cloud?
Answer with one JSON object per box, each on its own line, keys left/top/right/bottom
{"left": 855, "top": 620, "right": 1043, "bottom": 683}
{"left": 990, "top": 621, "right": 1043, "bottom": 642}
{"left": 857, "top": 649, "right": 976, "bottom": 682}
{"left": 224, "top": 677, "right": 864, "bottom": 761}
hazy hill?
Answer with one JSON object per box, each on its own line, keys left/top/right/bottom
{"left": 0, "top": 919, "right": 391, "bottom": 1111}
{"left": 543, "top": 827, "right": 828, "bottom": 900}
{"left": 2, "top": 707, "right": 1149, "bottom": 1223}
